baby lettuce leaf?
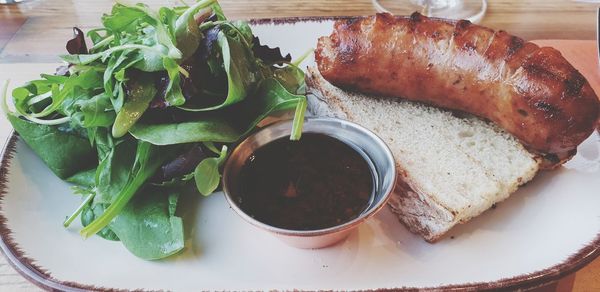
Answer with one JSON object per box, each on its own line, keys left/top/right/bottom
{"left": 173, "top": 0, "right": 217, "bottom": 61}
{"left": 252, "top": 36, "right": 291, "bottom": 66}
{"left": 109, "top": 189, "right": 184, "bottom": 260}
{"left": 194, "top": 145, "right": 227, "bottom": 195}
{"left": 112, "top": 74, "right": 157, "bottom": 137}
{"left": 177, "top": 28, "right": 257, "bottom": 111}
{"left": 66, "top": 27, "right": 89, "bottom": 55}
{"left": 8, "top": 114, "right": 96, "bottom": 179}
{"left": 129, "top": 78, "right": 304, "bottom": 145}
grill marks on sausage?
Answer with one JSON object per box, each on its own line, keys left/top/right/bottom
{"left": 534, "top": 101, "right": 561, "bottom": 118}
{"left": 564, "top": 72, "right": 586, "bottom": 97}
{"left": 315, "top": 13, "right": 600, "bottom": 155}
{"left": 523, "top": 63, "right": 562, "bottom": 81}
{"left": 506, "top": 35, "right": 525, "bottom": 58}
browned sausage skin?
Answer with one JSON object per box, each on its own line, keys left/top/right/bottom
{"left": 316, "top": 13, "right": 600, "bottom": 161}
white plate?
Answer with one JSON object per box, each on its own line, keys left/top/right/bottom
{"left": 0, "top": 18, "right": 599, "bottom": 291}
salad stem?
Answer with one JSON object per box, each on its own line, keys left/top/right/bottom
{"left": 290, "top": 97, "right": 307, "bottom": 141}
{"left": 21, "top": 115, "right": 71, "bottom": 126}
{"left": 203, "top": 141, "right": 221, "bottom": 154}
{"left": 176, "top": 0, "right": 218, "bottom": 29}
{"left": 90, "top": 35, "right": 115, "bottom": 52}
{"left": 26, "top": 91, "right": 53, "bottom": 106}
{"left": 63, "top": 192, "right": 96, "bottom": 228}
{"left": 292, "top": 48, "right": 314, "bottom": 67}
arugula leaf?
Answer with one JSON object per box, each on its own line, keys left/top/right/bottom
{"left": 109, "top": 189, "right": 184, "bottom": 260}
{"left": 102, "top": 4, "right": 147, "bottom": 33}
{"left": 7, "top": 114, "right": 96, "bottom": 179}
{"left": 130, "top": 78, "right": 304, "bottom": 145}
{"left": 162, "top": 58, "right": 186, "bottom": 106}
{"left": 194, "top": 145, "right": 227, "bottom": 195}
{"left": 111, "top": 2, "right": 182, "bottom": 60}
{"left": 72, "top": 92, "right": 116, "bottom": 128}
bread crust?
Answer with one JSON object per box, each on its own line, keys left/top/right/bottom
{"left": 306, "top": 66, "right": 540, "bottom": 242}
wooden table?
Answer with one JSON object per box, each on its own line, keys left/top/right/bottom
{"left": 0, "top": 0, "right": 599, "bottom": 291}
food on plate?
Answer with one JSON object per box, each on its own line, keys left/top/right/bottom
{"left": 315, "top": 13, "right": 600, "bottom": 166}
{"left": 307, "top": 67, "right": 540, "bottom": 242}
{"left": 1, "top": 0, "right": 307, "bottom": 259}
{"left": 236, "top": 133, "right": 374, "bottom": 230}
{"left": 311, "top": 12, "right": 599, "bottom": 242}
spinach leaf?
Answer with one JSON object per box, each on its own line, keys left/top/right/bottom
{"left": 8, "top": 114, "right": 96, "bottom": 179}
{"left": 80, "top": 141, "right": 176, "bottom": 238}
{"left": 109, "top": 188, "right": 184, "bottom": 260}
{"left": 194, "top": 145, "right": 227, "bottom": 195}
{"left": 95, "top": 138, "right": 137, "bottom": 204}
{"left": 112, "top": 73, "right": 157, "bottom": 137}
{"left": 66, "top": 167, "right": 97, "bottom": 187}
{"left": 131, "top": 115, "right": 239, "bottom": 144}
{"left": 130, "top": 78, "right": 304, "bottom": 145}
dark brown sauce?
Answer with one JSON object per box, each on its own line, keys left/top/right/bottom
{"left": 237, "top": 133, "right": 374, "bottom": 230}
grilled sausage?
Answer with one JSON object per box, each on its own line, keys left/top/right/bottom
{"left": 316, "top": 13, "right": 600, "bottom": 161}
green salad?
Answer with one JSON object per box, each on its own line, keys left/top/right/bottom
{"left": 1, "top": 0, "right": 308, "bottom": 260}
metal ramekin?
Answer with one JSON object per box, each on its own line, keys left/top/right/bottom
{"left": 222, "top": 118, "right": 396, "bottom": 249}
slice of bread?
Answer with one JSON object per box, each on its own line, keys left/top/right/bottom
{"left": 306, "top": 67, "right": 541, "bottom": 242}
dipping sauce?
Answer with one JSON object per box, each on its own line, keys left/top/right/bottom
{"left": 237, "top": 133, "right": 374, "bottom": 230}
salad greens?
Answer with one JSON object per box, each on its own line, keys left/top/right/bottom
{"left": 2, "top": 0, "right": 307, "bottom": 260}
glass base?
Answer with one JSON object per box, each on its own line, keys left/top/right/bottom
{"left": 372, "top": 0, "right": 487, "bottom": 23}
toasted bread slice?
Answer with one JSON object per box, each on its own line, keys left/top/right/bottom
{"left": 306, "top": 67, "right": 541, "bottom": 242}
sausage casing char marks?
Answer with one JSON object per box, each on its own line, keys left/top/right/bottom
{"left": 316, "top": 13, "right": 600, "bottom": 164}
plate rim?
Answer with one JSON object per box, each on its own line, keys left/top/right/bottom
{"left": 0, "top": 16, "right": 599, "bottom": 291}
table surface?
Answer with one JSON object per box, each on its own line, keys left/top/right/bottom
{"left": 0, "top": 0, "right": 599, "bottom": 291}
